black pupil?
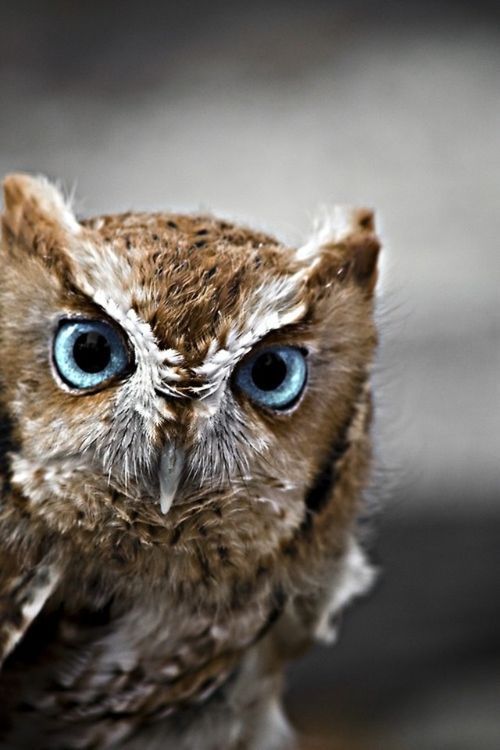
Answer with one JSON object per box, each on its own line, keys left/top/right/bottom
{"left": 73, "top": 332, "right": 111, "bottom": 373}
{"left": 251, "top": 352, "right": 287, "bottom": 391}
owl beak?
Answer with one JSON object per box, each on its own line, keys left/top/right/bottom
{"left": 158, "top": 443, "right": 185, "bottom": 515}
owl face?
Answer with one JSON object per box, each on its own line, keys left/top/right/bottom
{"left": 0, "top": 175, "right": 378, "bottom": 582}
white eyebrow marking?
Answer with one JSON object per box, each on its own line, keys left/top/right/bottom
{"left": 65, "top": 235, "right": 186, "bottom": 388}
{"left": 191, "top": 272, "right": 307, "bottom": 411}
{"left": 93, "top": 293, "right": 187, "bottom": 396}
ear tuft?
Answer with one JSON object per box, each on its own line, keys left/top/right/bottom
{"left": 298, "top": 205, "right": 380, "bottom": 293}
{"left": 297, "top": 206, "right": 375, "bottom": 260}
{"left": 2, "top": 173, "right": 81, "bottom": 248}
{"left": 348, "top": 234, "right": 380, "bottom": 292}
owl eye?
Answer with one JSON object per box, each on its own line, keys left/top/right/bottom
{"left": 234, "top": 346, "right": 307, "bottom": 410}
{"left": 53, "top": 319, "right": 133, "bottom": 390}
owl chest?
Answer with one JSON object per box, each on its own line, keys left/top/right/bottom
{"left": 0, "top": 575, "right": 279, "bottom": 749}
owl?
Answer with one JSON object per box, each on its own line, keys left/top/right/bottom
{"left": 0, "top": 174, "right": 379, "bottom": 750}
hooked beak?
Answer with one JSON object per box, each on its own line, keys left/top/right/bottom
{"left": 159, "top": 443, "right": 185, "bottom": 515}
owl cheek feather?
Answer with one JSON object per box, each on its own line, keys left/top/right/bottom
{"left": 1, "top": 173, "right": 81, "bottom": 267}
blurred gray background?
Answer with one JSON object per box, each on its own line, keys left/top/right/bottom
{"left": 1, "top": 1, "right": 499, "bottom": 747}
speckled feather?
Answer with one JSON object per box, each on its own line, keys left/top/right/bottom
{"left": 0, "top": 174, "right": 379, "bottom": 750}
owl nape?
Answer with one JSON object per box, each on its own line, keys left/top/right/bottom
{"left": 0, "top": 174, "right": 379, "bottom": 750}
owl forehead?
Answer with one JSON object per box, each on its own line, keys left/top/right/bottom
{"left": 80, "top": 211, "right": 306, "bottom": 362}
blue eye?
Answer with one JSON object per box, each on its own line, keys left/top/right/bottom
{"left": 53, "top": 319, "right": 132, "bottom": 390}
{"left": 234, "top": 346, "right": 307, "bottom": 410}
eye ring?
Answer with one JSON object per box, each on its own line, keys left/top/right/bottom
{"left": 52, "top": 318, "right": 134, "bottom": 392}
{"left": 233, "top": 345, "right": 307, "bottom": 411}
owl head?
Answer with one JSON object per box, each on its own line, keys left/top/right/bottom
{"left": 0, "top": 174, "right": 379, "bottom": 586}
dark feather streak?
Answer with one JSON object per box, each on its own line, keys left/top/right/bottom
{"left": 303, "top": 406, "right": 356, "bottom": 517}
